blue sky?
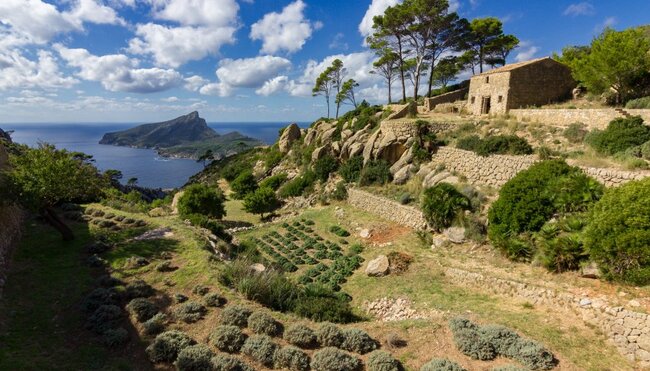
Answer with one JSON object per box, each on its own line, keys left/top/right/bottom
{"left": 0, "top": 0, "right": 648, "bottom": 124}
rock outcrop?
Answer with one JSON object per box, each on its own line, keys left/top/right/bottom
{"left": 366, "top": 255, "right": 390, "bottom": 276}
{"left": 278, "top": 123, "right": 302, "bottom": 153}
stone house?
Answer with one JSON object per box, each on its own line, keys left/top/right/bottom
{"left": 467, "top": 57, "right": 575, "bottom": 115}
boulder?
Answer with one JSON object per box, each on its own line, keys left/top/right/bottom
{"left": 303, "top": 128, "right": 318, "bottom": 147}
{"left": 341, "top": 129, "right": 353, "bottom": 142}
{"left": 431, "top": 235, "right": 449, "bottom": 249}
{"left": 320, "top": 127, "right": 338, "bottom": 145}
{"left": 250, "top": 263, "right": 266, "bottom": 273}
{"left": 359, "top": 229, "right": 372, "bottom": 239}
{"left": 390, "top": 147, "right": 414, "bottom": 175}
{"left": 331, "top": 141, "right": 341, "bottom": 156}
{"left": 311, "top": 145, "right": 330, "bottom": 162}
{"left": 365, "top": 255, "right": 390, "bottom": 277}
{"left": 393, "top": 164, "right": 415, "bottom": 185}
{"left": 278, "top": 123, "right": 302, "bottom": 153}
{"left": 363, "top": 129, "right": 382, "bottom": 164}
{"left": 443, "top": 227, "right": 465, "bottom": 244}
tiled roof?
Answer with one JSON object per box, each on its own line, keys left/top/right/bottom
{"left": 476, "top": 57, "right": 554, "bottom": 75}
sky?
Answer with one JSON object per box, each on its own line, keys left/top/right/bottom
{"left": 0, "top": 0, "right": 648, "bottom": 124}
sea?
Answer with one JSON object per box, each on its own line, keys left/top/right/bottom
{"left": 2, "top": 122, "right": 308, "bottom": 189}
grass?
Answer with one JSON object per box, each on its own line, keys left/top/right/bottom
{"left": 0, "top": 219, "right": 136, "bottom": 370}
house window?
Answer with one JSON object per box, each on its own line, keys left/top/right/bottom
{"left": 498, "top": 96, "right": 503, "bottom": 103}
{"left": 471, "top": 96, "right": 475, "bottom": 104}
{"left": 485, "top": 76, "right": 490, "bottom": 83}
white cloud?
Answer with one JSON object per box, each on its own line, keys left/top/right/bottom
{"left": 153, "top": 0, "right": 239, "bottom": 27}
{"left": 0, "top": 0, "right": 125, "bottom": 47}
{"left": 358, "top": 0, "right": 400, "bottom": 37}
{"left": 68, "top": 0, "right": 126, "bottom": 27}
{"left": 563, "top": 2, "right": 595, "bottom": 17}
{"left": 128, "top": 23, "right": 237, "bottom": 68}
{"left": 287, "top": 51, "right": 379, "bottom": 97}
{"left": 56, "top": 45, "right": 182, "bottom": 93}
{"left": 256, "top": 75, "right": 289, "bottom": 96}
{"left": 184, "top": 75, "right": 209, "bottom": 91}
{"left": 514, "top": 42, "right": 539, "bottom": 62}
{"left": 595, "top": 16, "right": 617, "bottom": 32}
{"left": 199, "top": 56, "right": 291, "bottom": 96}
{"left": 448, "top": 0, "right": 460, "bottom": 12}
{"left": 250, "top": 0, "right": 316, "bottom": 55}
{"left": 162, "top": 96, "right": 179, "bottom": 102}
{"left": 357, "top": 84, "right": 387, "bottom": 103}
{"left": 329, "top": 33, "right": 349, "bottom": 50}
{"left": 0, "top": 50, "right": 78, "bottom": 91}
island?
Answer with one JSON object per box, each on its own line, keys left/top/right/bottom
{"left": 99, "top": 111, "right": 263, "bottom": 159}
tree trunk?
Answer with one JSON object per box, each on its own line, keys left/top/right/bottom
{"left": 336, "top": 102, "right": 340, "bottom": 119}
{"left": 397, "top": 37, "right": 407, "bottom": 103}
{"left": 427, "top": 59, "right": 436, "bottom": 97}
{"left": 42, "top": 207, "right": 74, "bottom": 241}
{"left": 388, "top": 79, "right": 392, "bottom": 104}
{"left": 479, "top": 45, "right": 484, "bottom": 74}
{"left": 326, "top": 96, "right": 330, "bottom": 118}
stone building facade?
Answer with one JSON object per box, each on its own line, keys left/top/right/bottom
{"left": 467, "top": 57, "right": 575, "bottom": 115}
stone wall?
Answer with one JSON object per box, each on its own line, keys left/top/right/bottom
{"left": 430, "top": 146, "right": 650, "bottom": 188}
{"left": 347, "top": 188, "right": 427, "bottom": 230}
{"left": 430, "top": 146, "right": 538, "bottom": 187}
{"left": 0, "top": 142, "right": 23, "bottom": 298}
{"left": 510, "top": 108, "right": 650, "bottom": 130}
{"left": 444, "top": 267, "right": 650, "bottom": 366}
{"left": 424, "top": 88, "right": 468, "bottom": 111}
{"left": 507, "top": 60, "right": 575, "bottom": 110}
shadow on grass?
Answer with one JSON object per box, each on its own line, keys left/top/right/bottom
{"left": 0, "top": 210, "right": 177, "bottom": 370}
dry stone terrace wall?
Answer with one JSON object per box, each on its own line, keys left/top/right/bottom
{"left": 430, "top": 146, "right": 537, "bottom": 187}
{"left": 423, "top": 88, "right": 468, "bottom": 111}
{"left": 444, "top": 267, "right": 650, "bottom": 366}
{"left": 430, "top": 146, "right": 650, "bottom": 188}
{"left": 347, "top": 188, "right": 427, "bottom": 230}
{"left": 510, "top": 108, "right": 650, "bottom": 130}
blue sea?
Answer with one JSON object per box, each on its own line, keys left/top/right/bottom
{"left": 2, "top": 122, "right": 308, "bottom": 189}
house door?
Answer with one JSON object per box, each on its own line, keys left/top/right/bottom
{"left": 481, "top": 97, "right": 491, "bottom": 114}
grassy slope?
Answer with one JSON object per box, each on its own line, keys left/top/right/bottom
{"left": 0, "top": 220, "right": 135, "bottom": 370}
{"left": 238, "top": 203, "right": 633, "bottom": 370}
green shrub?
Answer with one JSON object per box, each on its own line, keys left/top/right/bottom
{"left": 241, "top": 335, "right": 279, "bottom": 367}
{"left": 143, "top": 313, "right": 167, "bottom": 336}
{"left": 359, "top": 160, "right": 392, "bottom": 186}
{"left": 243, "top": 187, "right": 281, "bottom": 218}
{"left": 230, "top": 171, "right": 259, "bottom": 199}
{"left": 456, "top": 135, "right": 482, "bottom": 152}
{"left": 101, "top": 327, "right": 129, "bottom": 348}
{"left": 338, "top": 156, "right": 364, "bottom": 183}
{"left": 340, "top": 328, "right": 377, "bottom": 354}
{"left": 585, "top": 178, "right": 650, "bottom": 284}
{"left": 178, "top": 183, "right": 226, "bottom": 219}
{"left": 185, "top": 214, "right": 231, "bottom": 242}
{"left": 265, "top": 148, "right": 284, "bottom": 169}
{"left": 146, "top": 330, "right": 196, "bottom": 363}
{"left": 310, "top": 347, "right": 361, "bottom": 371}
{"left": 316, "top": 323, "right": 344, "bottom": 347}
{"left": 537, "top": 232, "right": 587, "bottom": 273}
{"left": 175, "top": 301, "right": 207, "bottom": 323}
{"left": 248, "top": 311, "right": 282, "bottom": 336}
{"left": 367, "top": 350, "right": 401, "bottom": 371}
{"left": 331, "top": 181, "right": 348, "bottom": 201}
{"left": 273, "top": 345, "right": 311, "bottom": 371}
{"left": 421, "top": 183, "right": 471, "bottom": 232}
{"left": 81, "top": 287, "right": 121, "bottom": 313}
{"left": 126, "top": 298, "right": 158, "bottom": 322}
{"left": 204, "top": 292, "right": 227, "bottom": 307}
{"left": 284, "top": 324, "right": 318, "bottom": 348}
{"left": 209, "top": 325, "right": 247, "bottom": 353}
{"left": 175, "top": 344, "right": 214, "bottom": 371}
{"left": 313, "top": 155, "right": 339, "bottom": 182}
{"left": 625, "top": 96, "right": 650, "bottom": 109}
{"left": 488, "top": 161, "right": 602, "bottom": 261}
{"left": 279, "top": 171, "right": 317, "bottom": 198}
{"left": 449, "top": 318, "right": 555, "bottom": 370}
{"left": 259, "top": 173, "right": 288, "bottom": 190}
{"left": 491, "top": 366, "right": 528, "bottom": 371}
{"left": 125, "top": 280, "right": 154, "bottom": 299}
{"left": 329, "top": 225, "right": 350, "bottom": 237}
{"left": 220, "top": 305, "right": 253, "bottom": 327}
{"left": 293, "top": 286, "right": 355, "bottom": 323}
{"left": 586, "top": 116, "right": 650, "bottom": 155}
{"left": 192, "top": 284, "right": 210, "bottom": 296}
{"left": 456, "top": 135, "right": 533, "bottom": 156}
{"left": 420, "top": 358, "right": 466, "bottom": 371}
{"left": 563, "top": 122, "right": 588, "bottom": 143}
{"left": 210, "top": 353, "right": 254, "bottom": 371}
{"left": 85, "top": 304, "right": 122, "bottom": 334}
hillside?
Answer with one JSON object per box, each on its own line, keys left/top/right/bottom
{"left": 99, "top": 111, "right": 263, "bottom": 159}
